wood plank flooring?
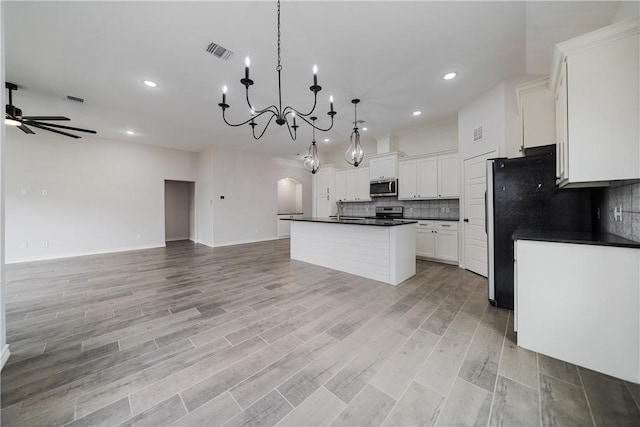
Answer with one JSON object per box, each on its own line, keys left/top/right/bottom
{"left": 2, "top": 239, "right": 639, "bottom": 426}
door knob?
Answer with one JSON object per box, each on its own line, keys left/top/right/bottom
{"left": 463, "top": 218, "right": 469, "bottom": 222}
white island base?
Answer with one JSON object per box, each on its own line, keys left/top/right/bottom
{"left": 290, "top": 220, "right": 416, "bottom": 285}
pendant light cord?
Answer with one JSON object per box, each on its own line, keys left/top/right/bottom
{"left": 276, "top": 0, "right": 282, "bottom": 72}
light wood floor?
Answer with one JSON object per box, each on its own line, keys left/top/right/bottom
{"left": 1, "top": 239, "right": 639, "bottom": 426}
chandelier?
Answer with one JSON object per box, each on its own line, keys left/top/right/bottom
{"left": 218, "top": 0, "right": 336, "bottom": 141}
{"left": 303, "top": 117, "right": 320, "bottom": 174}
{"left": 344, "top": 99, "right": 364, "bottom": 167}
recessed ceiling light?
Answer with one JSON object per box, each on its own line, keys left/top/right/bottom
{"left": 126, "top": 130, "right": 136, "bottom": 135}
{"left": 443, "top": 72, "right": 457, "bottom": 80}
{"left": 362, "top": 127, "right": 368, "bottom": 131}
{"left": 412, "top": 111, "right": 422, "bottom": 116}
{"left": 143, "top": 80, "right": 158, "bottom": 88}
{"left": 323, "top": 138, "right": 330, "bottom": 142}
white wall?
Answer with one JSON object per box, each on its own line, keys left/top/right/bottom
{"left": 324, "top": 117, "right": 458, "bottom": 168}
{"left": 277, "top": 178, "right": 301, "bottom": 213}
{"left": 196, "top": 146, "right": 312, "bottom": 247}
{"left": 613, "top": 1, "right": 639, "bottom": 22}
{"left": 0, "top": 0, "right": 8, "bottom": 369}
{"left": 164, "top": 180, "right": 193, "bottom": 241}
{"left": 5, "top": 133, "right": 197, "bottom": 262}
{"left": 196, "top": 147, "right": 214, "bottom": 247}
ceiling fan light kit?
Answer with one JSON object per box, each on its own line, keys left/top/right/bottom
{"left": 4, "top": 82, "right": 96, "bottom": 139}
{"left": 218, "top": 0, "right": 336, "bottom": 143}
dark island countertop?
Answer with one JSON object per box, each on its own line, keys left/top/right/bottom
{"left": 281, "top": 217, "right": 418, "bottom": 227}
{"left": 512, "top": 229, "right": 640, "bottom": 249}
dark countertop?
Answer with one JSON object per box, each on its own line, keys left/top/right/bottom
{"left": 512, "top": 229, "right": 640, "bottom": 249}
{"left": 405, "top": 217, "right": 460, "bottom": 221}
{"left": 281, "top": 217, "right": 418, "bottom": 227}
{"left": 277, "top": 212, "right": 304, "bottom": 215}
{"left": 329, "top": 216, "right": 459, "bottom": 221}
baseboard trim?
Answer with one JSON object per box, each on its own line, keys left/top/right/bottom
{"left": 5, "top": 243, "right": 167, "bottom": 264}
{"left": 1, "top": 345, "right": 10, "bottom": 371}
{"left": 165, "top": 237, "right": 193, "bottom": 242}
{"left": 212, "top": 236, "right": 280, "bottom": 248}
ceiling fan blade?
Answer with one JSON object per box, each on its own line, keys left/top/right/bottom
{"left": 25, "top": 121, "right": 96, "bottom": 134}
{"left": 18, "top": 124, "right": 35, "bottom": 134}
{"left": 27, "top": 122, "right": 82, "bottom": 139}
{"left": 21, "top": 116, "right": 70, "bottom": 121}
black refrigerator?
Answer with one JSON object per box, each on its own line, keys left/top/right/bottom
{"left": 486, "top": 146, "right": 593, "bottom": 310}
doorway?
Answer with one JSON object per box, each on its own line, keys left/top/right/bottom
{"left": 462, "top": 150, "right": 497, "bottom": 277}
{"left": 164, "top": 180, "right": 195, "bottom": 242}
{"left": 277, "top": 177, "right": 303, "bottom": 238}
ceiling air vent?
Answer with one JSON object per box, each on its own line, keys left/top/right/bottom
{"left": 473, "top": 125, "right": 484, "bottom": 142}
{"left": 66, "top": 95, "right": 85, "bottom": 104}
{"left": 206, "top": 43, "right": 234, "bottom": 60}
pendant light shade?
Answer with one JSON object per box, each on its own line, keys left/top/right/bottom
{"left": 303, "top": 117, "right": 321, "bottom": 174}
{"left": 344, "top": 99, "right": 364, "bottom": 167}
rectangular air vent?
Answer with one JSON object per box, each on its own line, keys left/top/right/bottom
{"left": 206, "top": 43, "right": 234, "bottom": 60}
{"left": 473, "top": 125, "right": 484, "bottom": 142}
{"left": 66, "top": 95, "right": 85, "bottom": 103}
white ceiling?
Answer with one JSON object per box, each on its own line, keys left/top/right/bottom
{"left": 4, "top": 1, "right": 620, "bottom": 158}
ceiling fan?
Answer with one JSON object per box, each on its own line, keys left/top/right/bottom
{"left": 5, "top": 82, "right": 96, "bottom": 139}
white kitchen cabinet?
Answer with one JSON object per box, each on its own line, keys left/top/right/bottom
{"left": 515, "top": 78, "right": 556, "bottom": 155}
{"left": 437, "top": 154, "right": 460, "bottom": 198}
{"left": 399, "top": 154, "right": 459, "bottom": 199}
{"left": 515, "top": 238, "right": 640, "bottom": 382}
{"left": 369, "top": 153, "right": 398, "bottom": 180}
{"left": 415, "top": 220, "right": 458, "bottom": 264}
{"left": 336, "top": 167, "right": 370, "bottom": 202}
{"left": 416, "top": 221, "right": 435, "bottom": 258}
{"left": 551, "top": 17, "right": 639, "bottom": 188}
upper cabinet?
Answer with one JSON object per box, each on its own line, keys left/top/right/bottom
{"left": 515, "top": 78, "right": 556, "bottom": 155}
{"left": 551, "top": 17, "right": 639, "bottom": 188}
{"left": 398, "top": 153, "right": 459, "bottom": 199}
{"left": 336, "top": 167, "right": 371, "bottom": 202}
{"left": 369, "top": 153, "right": 398, "bottom": 180}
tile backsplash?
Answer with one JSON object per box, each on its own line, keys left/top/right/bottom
{"left": 339, "top": 197, "right": 459, "bottom": 220}
{"left": 597, "top": 180, "right": 640, "bottom": 242}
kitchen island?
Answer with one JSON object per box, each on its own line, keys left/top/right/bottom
{"left": 283, "top": 217, "right": 417, "bottom": 285}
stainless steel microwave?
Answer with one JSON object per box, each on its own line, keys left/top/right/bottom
{"left": 370, "top": 178, "right": 397, "bottom": 197}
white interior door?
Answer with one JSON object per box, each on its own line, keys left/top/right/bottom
{"left": 463, "top": 150, "right": 497, "bottom": 277}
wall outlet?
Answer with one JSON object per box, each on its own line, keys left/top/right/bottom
{"left": 20, "top": 189, "right": 27, "bottom": 196}
{"left": 20, "top": 242, "right": 28, "bottom": 249}
{"left": 614, "top": 206, "right": 623, "bottom": 222}
{"left": 42, "top": 241, "right": 49, "bottom": 248}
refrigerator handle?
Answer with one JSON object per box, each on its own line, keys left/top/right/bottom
{"left": 484, "top": 190, "right": 487, "bottom": 234}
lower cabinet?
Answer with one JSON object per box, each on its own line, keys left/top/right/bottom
{"left": 415, "top": 220, "right": 459, "bottom": 264}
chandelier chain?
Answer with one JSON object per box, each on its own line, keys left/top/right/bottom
{"left": 276, "top": 0, "right": 282, "bottom": 71}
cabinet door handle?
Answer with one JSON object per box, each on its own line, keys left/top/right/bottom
{"left": 463, "top": 218, "right": 469, "bottom": 223}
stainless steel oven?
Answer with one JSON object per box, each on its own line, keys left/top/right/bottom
{"left": 370, "top": 178, "right": 397, "bottom": 197}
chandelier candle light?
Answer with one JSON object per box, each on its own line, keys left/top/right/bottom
{"left": 345, "top": 99, "right": 364, "bottom": 167}
{"left": 218, "top": 0, "right": 336, "bottom": 141}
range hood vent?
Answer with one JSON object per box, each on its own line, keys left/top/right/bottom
{"left": 206, "top": 42, "right": 234, "bottom": 60}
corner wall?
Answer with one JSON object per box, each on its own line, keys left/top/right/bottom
{"left": 196, "top": 146, "right": 313, "bottom": 247}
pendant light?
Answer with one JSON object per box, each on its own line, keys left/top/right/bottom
{"left": 303, "top": 117, "right": 321, "bottom": 174}
{"left": 344, "top": 99, "right": 364, "bottom": 167}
